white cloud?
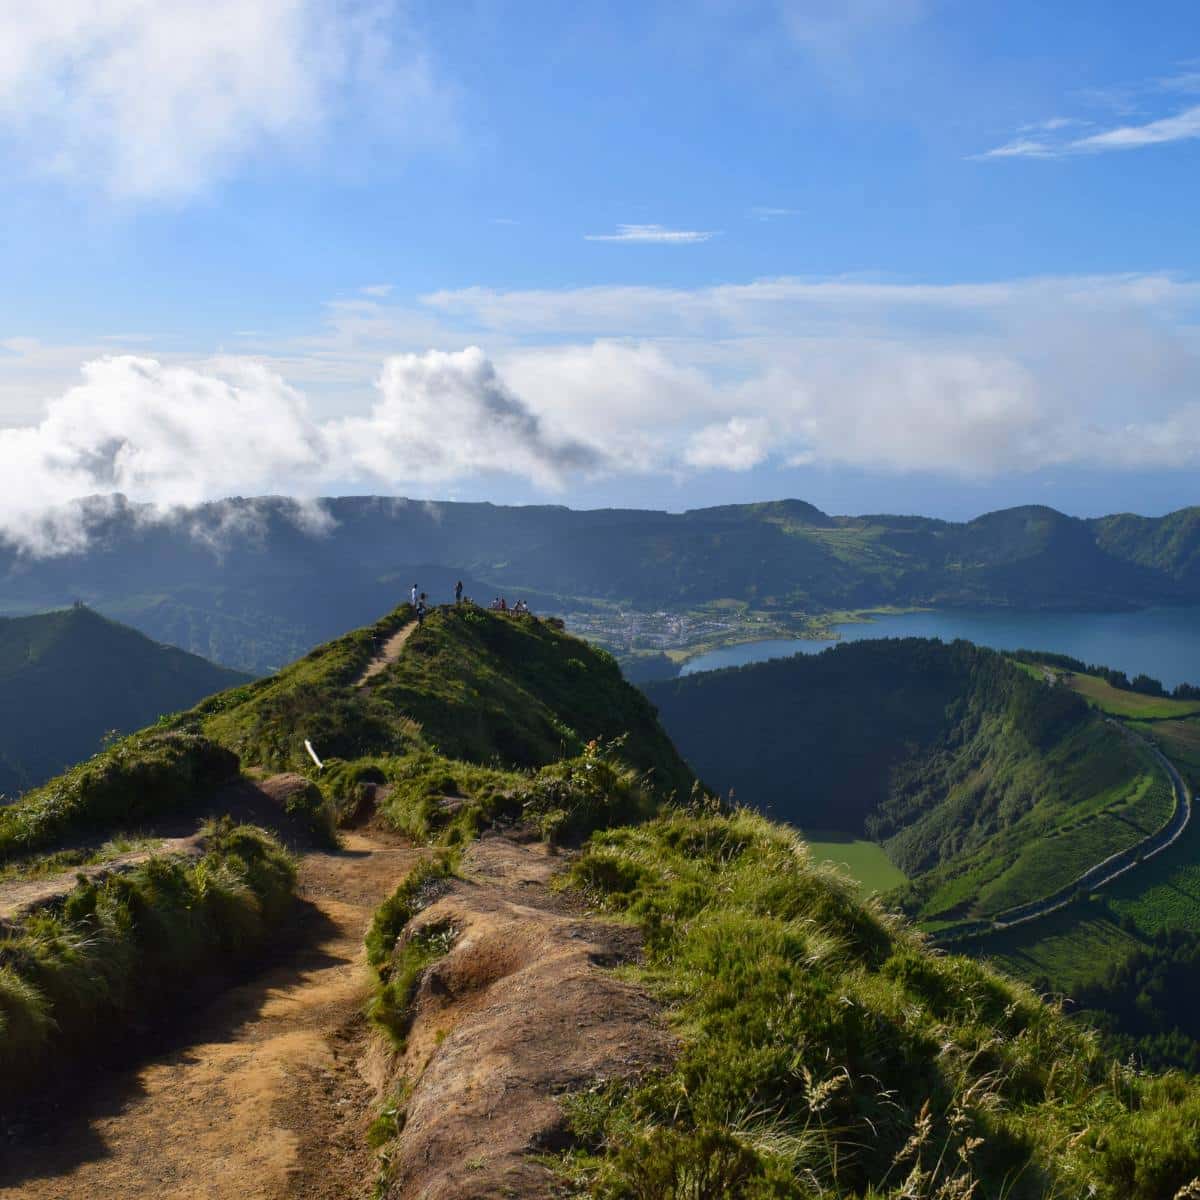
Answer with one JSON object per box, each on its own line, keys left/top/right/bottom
{"left": 1072, "top": 105, "right": 1200, "bottom": 153}
{"left": 361, "top": 283, "right": 394, "bottom": 297}
{"left": 0, "top": 348, "right": 597, "bottom": 554}
{"left": 6, "top": 272, "right": 1200, "bottom": 554}
{"left": 685, "top": 417, "right": 773, "bottom": 470}
{"left": 0, "top": 0, "right": 448, "bottom": 199}
{"left": 584, "top": 224, "right": 716, "bottom": 244}
{"left": 750, "top": 206, "right": 801, "bottom": 220}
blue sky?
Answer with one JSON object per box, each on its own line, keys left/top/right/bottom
{"left": 2, "top": 0, "right": 1200, "bottom": 548}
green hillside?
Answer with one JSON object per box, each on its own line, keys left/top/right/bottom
{"left": 8, "top": 599, "right": 1200, "bottom": 1195}
{"left": 178, "top": 603, "right": 693, "bottom": 798}
{"left": 0, "top": 605, "right": 250, "bottom": 797}
{"left": 644, "top": 639, "right": 1164, "bottom": 924}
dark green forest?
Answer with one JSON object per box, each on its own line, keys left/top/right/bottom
{"left": 644, "top": 639, "right": 1157, "bottom": 923}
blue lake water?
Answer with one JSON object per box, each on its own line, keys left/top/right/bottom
{"left": 680, "top": 607, "right": 1200, "bottom": 690}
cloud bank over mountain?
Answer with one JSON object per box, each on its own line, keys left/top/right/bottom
{"left": 2, "top": 270, "right": 1200, "bottom": 554}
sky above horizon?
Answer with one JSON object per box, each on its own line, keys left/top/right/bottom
{"left": 2, "top": 0, "right": 1200, "bottom": 552}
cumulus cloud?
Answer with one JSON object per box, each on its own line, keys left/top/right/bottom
{"left": 0, "top": 0, "right": 447, "bottom": 199}
{"left": 685, "top": 418, "right": 773, "bottom": 471}
{"left": 7, "top": 272, "right": 1200, "bottom": 554}
{"left": 0, "top": 348, "right": 597, "bottom": 554}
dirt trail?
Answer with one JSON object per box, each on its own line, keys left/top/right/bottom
{"left": 1, "top": 830, "right": 424, "bottom": 1200}
{"left": 356, "top": 621, "right": 417, "bottom": 688}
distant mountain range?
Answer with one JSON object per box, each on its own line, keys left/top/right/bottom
{"left": 0, "top": 605, "right": 249, "bottom": 796}
{"left": 2, "top": 494, "right": 1199, "bottom": 673}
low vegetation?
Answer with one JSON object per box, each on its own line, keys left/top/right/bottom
{"left": 0, "top": 731, "right": 239, "bottom": 862}
{"left": 554, "top": 807, "right": 1200, "bottom": 1200}
{"left": 0, "top": 820, "right": 295, "bottom": 1108}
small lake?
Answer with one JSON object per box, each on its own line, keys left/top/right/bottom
{"left": 680, "top": 607, "right": 1200, "bottom": 690}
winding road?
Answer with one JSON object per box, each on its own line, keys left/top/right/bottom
{"left": 934, "top": 726, "right": 1192, "bottom": 946}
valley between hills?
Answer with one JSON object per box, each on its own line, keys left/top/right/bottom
{"left": 5, "top": 604, "right": 1200, "bottom": 1197}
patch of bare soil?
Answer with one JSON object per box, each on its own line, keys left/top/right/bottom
{"left": 356, "top": 622, "right": 418, "bottom": 688}
{"left": 0, "top": 830, "right": 425, "bottom": 1200}
{"left": 376, "top": 833, "right": 674, "bottom": 1200}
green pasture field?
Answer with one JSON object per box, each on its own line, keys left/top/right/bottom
{"left": 1131, "top": 717, "right": 1200, "bottom": 788}
{"left": 801, "top": 830, "right": 908, "bottom": 896}
{"left": 1064, "top": 673, "right": 1200, "bottom": 720}
{"left": 966, "top": 744, "right": 1200, "bottom": 991}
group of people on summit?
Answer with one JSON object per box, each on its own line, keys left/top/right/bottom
{"left": 408, "top": 581, "right": 530, "bottom": 622}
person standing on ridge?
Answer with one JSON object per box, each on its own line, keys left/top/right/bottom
{"left": 455, "top": 580, "right": 463, "bottom": 605}
{"left": 411, "top": 583, "right": 418, "bottom": 607}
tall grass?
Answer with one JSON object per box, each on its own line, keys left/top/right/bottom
{"left": 0, "top": 819, "right": 294, "bottom": 1106}
{"left": 556, "top": 808, "right": 1200, "bottom": 1199}
{"left": 0, "top": 731, "right": 238, "bottom": 862}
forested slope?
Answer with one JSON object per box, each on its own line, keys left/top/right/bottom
{"left": 0, "top": 606, "right": 249, "bottom": 796}
{"left": 644, "top": 639, "right": 1164, "bottom": 922}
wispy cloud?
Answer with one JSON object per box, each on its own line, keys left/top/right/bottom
{"left": 749, "top": 206, "right": 800, "bottom": 221}
{"left": 1072, "top": 105, "right": 1200, "bottom": 152}
{"left": 361, "top": 284, "right": 394, "bottom": 298}
{"left": 584, "top": 224, "right": 716, "bottom": 244}
{"left": 981, "top": 105, "right": 1200, "bottom": 159}
{"left": 980, "top": 64, "right": 1200, "bottom": 160}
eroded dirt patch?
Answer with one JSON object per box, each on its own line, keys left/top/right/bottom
{"left": 1, "top": 830, "right": 424, "bottom": 1200}
{"left": 377, "top": 833, "right": 674, "bottom": 1200}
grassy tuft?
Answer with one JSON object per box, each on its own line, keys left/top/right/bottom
{"left": 0, "top": 820, "right": 294, "bottom": 1108}
{"left": 554, "top": 807, "right": 1200, "bottom": 1200}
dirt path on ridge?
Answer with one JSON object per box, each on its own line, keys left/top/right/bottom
{"left": 356, "top": 621, "right": 417, "bottom": 688}
{"left": 1, "top": 830, "right": 425, "bottom": 1200}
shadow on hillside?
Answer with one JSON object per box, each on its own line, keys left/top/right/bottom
{"left": 0, "top": 891, "right": 343, "bottom": 1188}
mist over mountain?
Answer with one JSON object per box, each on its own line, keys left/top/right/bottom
{"left": 2, "top": 494, "right": 1199, "bottom": 674}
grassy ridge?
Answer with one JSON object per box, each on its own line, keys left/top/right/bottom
{"left": 0, "top": 605, "right": 250, "bottom": 796}
{"left": 181, "top": 604, "right": 693, "bottom": 798}
{"left": 0, "top": 731, "right": 239, "bottom": 863}
{"left": 555, "top": 807, "right": 1200, "bottom": 1200}
{"left": 0, "top": 821, "right": 295, "bottom": 1107}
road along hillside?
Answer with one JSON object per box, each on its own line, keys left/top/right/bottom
{"left": 934, "top": 726, "right": 1192, "bottom": 946}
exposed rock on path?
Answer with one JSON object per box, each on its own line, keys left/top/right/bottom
{"left": 377, "top": 833, "right": 674, "bottom": 1200}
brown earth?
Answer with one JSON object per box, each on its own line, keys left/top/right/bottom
{"left": 356, "top": 622, "right": 418, "bottom": 688}
{"left": 0, "top": 828, "right": 425, "bottom": 1200}
{"left": 374, "top": 833, "right": 675, "bottom": 1200}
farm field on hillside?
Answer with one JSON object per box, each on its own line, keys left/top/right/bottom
{"left": 1132, "top": 717, "right": 1200, "bottom": 787}
{"left": 1064, "top": 673, "right": 1200, "bottom": 719}
{"left": 969, "top": 744, "right": 1200, "bottom": 990}
{"left": 801, "top": 830, "right": 907, "bottom": 896}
